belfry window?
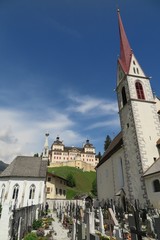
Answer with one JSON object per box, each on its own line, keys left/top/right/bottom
{"left": 135, "top": 82, "right": 145, "bottom": 100}
{"left": 122, "top": 87, "right": 127, "bottom": 106}
{"left": 29, "top": 185, "right": 36, "bottom": 199}
{"left": 153, "top": 179, "right": 160, "bottom": 192}
{"left": 12, "top": 184, "right": 19, "bottom": 200}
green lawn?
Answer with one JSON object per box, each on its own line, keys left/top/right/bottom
{"left": 47, "top": 166, "right": 96, "bottom": 199}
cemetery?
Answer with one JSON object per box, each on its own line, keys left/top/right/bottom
{"left": 27, "top": 199, "right": 159, "bottom": 240}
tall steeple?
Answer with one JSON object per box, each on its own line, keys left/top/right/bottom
{"left": 117, "top": 9, "right": 132, "bottom": 74}
{"left": 42, "top": 133, "right": 49, "bottom": 161}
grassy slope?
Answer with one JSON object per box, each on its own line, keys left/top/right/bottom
{"left": 48, "top": 166, "right": 96, "bottom": 199}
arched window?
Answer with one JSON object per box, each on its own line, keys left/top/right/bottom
{"left": 135, "top": 82, "right": 145, "bottom": 100}
{"left": 12, "top": 184, "right": 19, "bottom": 200}
{"left": 0, "top": 184, "right": 5, "bottom": 203}
{"left": 122, "top": 87, "right": 127, "bottom": 106}
{"left": 153, "top": 179, "right": 160, "bottom": 192}
{"left": 29, "top": 185, "right": 36, "bottom": 199}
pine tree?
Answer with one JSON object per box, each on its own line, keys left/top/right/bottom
{"left": 104, "top": 135, "right": 112, "bottom": 151}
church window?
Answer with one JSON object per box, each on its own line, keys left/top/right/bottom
{"left": 12, "top": 184, "right": 19, "bottom": 200}
{"left": 137, "top": 68, "right": 139, "bottom": 74}
{"left": 0, "top": 184, "right": 5, "bottom": 203}
{"left": 122, "top": 87, "right": 127, "bottom": 106}
{"left": 133, "top": 60, "right": 136, "bottom": 65}
{"left": 135, "top": 82, "right": 145, "bottom": 100}
{"left": 133, "top": 67, "right": 136, "bottom": 73}
{"left": 29, "top": 185, "right": 36, "bottom": 199}
{"left": 153, "top": 179, "right": 160, "bottom": 192}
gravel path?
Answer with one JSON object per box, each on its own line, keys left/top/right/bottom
{"left": 51, "top": 211, "right": 71, "bottom": 240}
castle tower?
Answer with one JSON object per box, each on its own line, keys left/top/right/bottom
{"left": 116, "top": 10, "right": 160, "bottom": 204}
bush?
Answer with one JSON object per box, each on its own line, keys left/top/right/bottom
{"left": 24, "top": 232, "right": 38, "bottom": 240}
{"left": 66, "top": 173, "right": 76, "bottom": 187}
{"left": 32, "top": 219, "right": 43, "bottom": 230}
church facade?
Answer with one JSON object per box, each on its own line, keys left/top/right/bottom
{"left": 96, "top": 11, "right": 160, "bottom": 209}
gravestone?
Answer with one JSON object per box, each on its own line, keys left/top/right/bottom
{"left": 154, "top": 217, "right": 160, "bottom": 240}
{"left": 77, "top": 223, "right": 85, "bottom": 240}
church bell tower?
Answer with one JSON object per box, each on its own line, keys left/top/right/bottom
{"left": 116, "top": 10, "right": 160, "bottom": 204}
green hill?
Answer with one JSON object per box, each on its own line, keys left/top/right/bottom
{"left": 48, "top": 166, "right": 96, "bottom": 199}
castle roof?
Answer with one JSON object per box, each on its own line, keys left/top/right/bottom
{"left": 0, "top": 156, "right": 47, "bottom": 178}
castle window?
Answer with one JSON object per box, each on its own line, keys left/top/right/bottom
{"left": 122, "top": 87, "right": 127, "bottom": 106}
{"left": 29, "top": 185, "right": 36, "bottom": 199}
{"left": 153, "top": 179, "right": 160, "bottom": 192}
{"left": 12, "top": 184, "right": 19, "bottom": 200}
{"left": 135, "top": 82, "right": 145, "bottom": 100}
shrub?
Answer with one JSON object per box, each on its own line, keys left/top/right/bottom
{"left": 24, "top": 232, "right": 38, "bottom": 240}
{"left": 32, "top": 219, "right": 43, "bottom": 230}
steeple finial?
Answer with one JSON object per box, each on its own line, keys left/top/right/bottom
{"left": 117, "top": 10, "right": 132, "bottom": 73}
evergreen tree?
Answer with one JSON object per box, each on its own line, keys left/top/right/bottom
{"left": 91, "top": 178, "right": 97, "bottom": 196}
{"left": 66, "top": 173, "right": 76, "bottom": 187}
{"left": 104, "top": 135, "right": 112, "bottom": 151}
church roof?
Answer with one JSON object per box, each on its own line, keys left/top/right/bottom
{"left": 0, "top": 156, "right": 47, "bottom": 178}
{"left": 96, "top": 132, "right": 123, "bottom": 168}
{"left": 118, "top": 10, "right": 132, "bottom": 73}
{"left": 143, "top": 158, "right": 160, "bottom": 177}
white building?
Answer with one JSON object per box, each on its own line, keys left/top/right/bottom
{"left": 0, "top": 156, "right": 48, "bottom": 240}
{"left": 49, "top": 136, "right": 99, "bottom": 169}
{"left": 96, "top": 10, "right": 160, "bottom": 209}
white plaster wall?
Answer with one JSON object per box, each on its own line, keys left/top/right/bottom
{"left": 0, "top": 178, "right": 45, "bottom": 208}
{"left": 97, "top": 148, "right": 125, "bottom": 202}
{"left": 144, "top": 173, "right": 160, "bottom": 209}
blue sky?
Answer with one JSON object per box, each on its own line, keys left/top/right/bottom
{"left": 0, "top": 0, "right": 160, "bottom": 162}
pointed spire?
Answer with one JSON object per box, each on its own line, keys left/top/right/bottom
{"left": 117, "top": 9, "right": 132, "bottom": 73}
{"left": 42, "top": 132, "right": 49, "bottom": 160}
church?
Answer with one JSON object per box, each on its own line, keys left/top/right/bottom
{"left": 96, "top": 10, "right": 160, "bottom": 209}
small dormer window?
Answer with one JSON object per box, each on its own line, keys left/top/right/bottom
{"left": 135, "top": 82, "right": 145, "bottom": 100}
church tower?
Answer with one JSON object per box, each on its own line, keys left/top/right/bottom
{"left": 116, "top": 10, "right": 160, "bottom": 205}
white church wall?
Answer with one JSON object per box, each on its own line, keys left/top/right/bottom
{"left": 144, "top": 173, "right": 160, "bottom": 209}
{"left": 0, "top": 178, "right": 45, "bottom": 209}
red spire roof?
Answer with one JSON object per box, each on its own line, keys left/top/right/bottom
{"left": 117, "top": 10, "right": 132, "bottom": 73}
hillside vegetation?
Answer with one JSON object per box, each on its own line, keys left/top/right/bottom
{"left": 48, "top": 166, "right": 96, "bottom": 199}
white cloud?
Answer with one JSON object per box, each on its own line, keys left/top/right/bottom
{"left": 87, "top": 118, "right": 120, "bottom": 130}
{"left": 67, "top": 93, "right": 118, "bottom": 116}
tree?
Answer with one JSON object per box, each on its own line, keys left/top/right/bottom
{"left": 96, "top": 152, "right": 102, "bottom": 161}
{"left": 91, "top": 178, "right": 97, "bottom": 196}
{"left": 66, "top": 173, "right": 76, "bottom": 187}
{"left": 104, "top": 135, "right": 112, "bottom": 151}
